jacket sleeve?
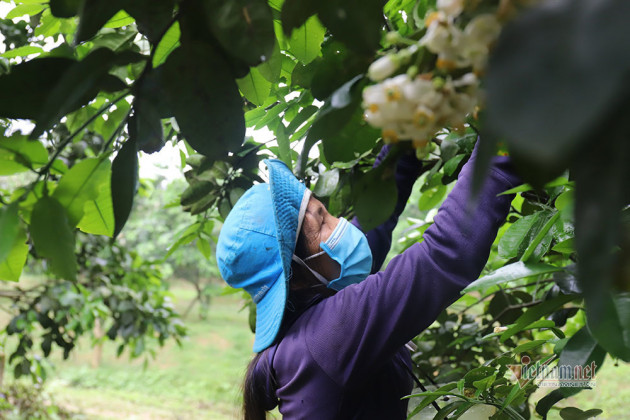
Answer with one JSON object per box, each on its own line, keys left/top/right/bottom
{"left": 305, "top": 149, "right": 521, "bottom": 387}
{"left": 351, "top": 146, "right": 424, "bottom": 273}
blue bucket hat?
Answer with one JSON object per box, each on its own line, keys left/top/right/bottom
{"left": 216, "top": 159, "right": 311, "bottom": 352}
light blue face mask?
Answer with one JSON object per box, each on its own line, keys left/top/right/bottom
{"left": 292, "top": 218, "right": 373, "bottom": 291}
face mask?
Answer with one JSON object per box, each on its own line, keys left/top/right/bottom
{"left": 292, "top": 218, "right": 373, "bottom": 291}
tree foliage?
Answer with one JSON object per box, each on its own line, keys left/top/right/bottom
{"left": 0, "top": 0, "right": 628, "bottom": 417}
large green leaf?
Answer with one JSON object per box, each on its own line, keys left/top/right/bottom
{"left": 32, "top": 48, "right": 135, "bottom": 138}
{"left": 124, "top": 0, "right": 175, "bottom": 43}
{"left": 464, "top": 262, "right": 564, "bottom": 293}
{"left": 0, "top": 203, "right": 19, "bottom": 263}
{"left": 281, "top": 0, "right": 318, "bottom": 34}
{"left": 322, "top": 106, "right": 380, "bottom": 163}
{"left": 111, "top": 138, "right": 138, "bottom": 237}
{"left": 0, "top": 57, "right": 74, "bottom": 120}
{"left": 52, "top": 157, "right": 110, "bottom": 226}
{"left": 202, "top": 0, "right": 275, "bottom": 66}
{"left": 75, "top": 0, "right": 123, "bottom": 42}
{"left": 317, "top": 0, "right": 386, "bottom": 54}
{"left": 30, "top": 196, "right": 77, "bottom": 281}
{"left": 77, "top": 167, "right": 115, "bottom": 237}
{"left": 130, "top": 97, "right": 164, "bottom": 154}
{"left": 485, "top": 0, "right": 630, "bottom": 178}
{"left": 0, "top": 228, "right": 28, "bottom": 282}
{"left": 237, "top": 67, "right": 272, "bottom": 106}
{"left": 557, "top": 326, "right": 607, "bottom": 397}
{"left": 49, "top": 0, "right": 81, "bottom": 18}
{"left": 352, "top": 163, "right": 397, "bottom": 231}
{"left": 286, "top": 15, "right": 326, "bottom": 64}
{"left": 152, "top": 21, "right": 180, "bottom": 68}
{"left": 0, "top": 135, "right": 49, "bottom": 175}
{"left": 160, "top": 42, "right": 245, "bottom": 160}
{"left": 573, "top": 126, "right": 630, "bottom": 361}
{"left": 498, "top": 210, "right": 555, "bottom": 260}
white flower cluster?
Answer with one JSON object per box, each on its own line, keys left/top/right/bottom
{"left": 422, "top": 1, "right": 502, "bottom": 72}
{"left": 363, "top": 72, "right": 479, "bottom": 145}
{"left": 362, "top": 0, "right": 504, "bottom": 145}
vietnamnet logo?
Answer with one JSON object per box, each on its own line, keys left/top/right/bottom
{"left": 508, "top": 355, "right": 597, "bottom": 389}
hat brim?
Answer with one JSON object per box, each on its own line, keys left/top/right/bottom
{"left": 252, "top": 270, "right": 287, "bottom": 352}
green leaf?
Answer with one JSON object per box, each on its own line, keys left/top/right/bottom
{"left": 196, "top": 238, "right": 212, "bottom": 260}
{"left": 559, "top": 407, "right": 603, "bottom": 420}
{"left": 30, "top": 196, "right": 77, "bottom": 281}
{"left": 317, "top": 0, "right": 386, "bottom": 54}
{"left": 0, "top": 228, "right": 28, "bottom": 282}
{"left": 558, "top": 326, "right": 607, "bottom": 397}
{"left": 6, "top": 3, "right": 46, "bottom": 19}
{"left": 257, "top": 42, "right": 282, "bottom": 83}
{"left": 286, "top": 105, "right": 318, "bottom": 136}
{"left": 0, "top": 135, "right": 49, "bottom": 174}
{"left": 1, "top": 45, "right": 43, "bottom": 58}
{"left": 281, "top": 0, "right": 318, "bottom": 34}
{"left": 0, "top": 57, "right": 74, "bottom": 120}
{"left": 124, "top": 0, "right": 175, "bottom": 43}
{"left": 313, "top": 168, "right": 339, "bottom": 198}
{"left": 500, "top": 293, "right": 579, "bottom": 342}
{"left": 498, "top": 210, "right": 555, "bottom": 260}
{"left": 0, "top": 203, "right": 20, "bottom": 264}
{"left": 202, "top": 0, "right": 274, "bottom": 66}
{"left": 49, "top": 0, "right": 81, "bottom": 18}
{"left": 406, "top": 382, "right": 457, "bottom": 418}
{"left": 322, "top": 106, "right": 380, "bottom": 163}
{"left": 520, "top": 211, "right": 561, "bottom": 262}
{"left": 418, "top": 184, "right": 447, "bottom": 211}
{"left": 77, "top": 168, "right": 115, "bottom": 237}
{"left": 52, "top": 157, "right": 110, "bottom": 226}
{"left": 103, "top": 10, "right": 135, "bottom": 28}
{"left": 464, "top": 261, "right": 564, "bottom": 293}
{"left": 130, "top": 97, "right": 164, "bottom": 154}
{"left": 513, "top": 339, "right": 548, "bottom": 354}
{"left": 352, "top": 163, "right": 397, "bottom": 231}
{"left": 152, "top": 21, "right": 180, "bottom": 68}
{"left": 536, "top": 389, "right": 565, "bottom": 419}
{"left": 160, "top": 42, "right": 245, "bottom": 160}
{"left": 76, "top": 0, "right": 123, "bottom": 42}
{"left": 111, "top": 138, "right": 138, "bottom": 237}
{"left": 237, "top": 67, "right": 272, "bottom": 106}
{"left": 287, "top": 15, "right": 326, "bottom": 64}
{"left": 32, "top": 48, "right": 134, "bottom": 138}
{"left": 485, "top": 0, "right": 630, "bottom": 181}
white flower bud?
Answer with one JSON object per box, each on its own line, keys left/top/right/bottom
{"left": 437, "top": 0, "right": 465, "bottom": 16}
{"left": 367, "top": 55, "right": 398, "bottom": 82}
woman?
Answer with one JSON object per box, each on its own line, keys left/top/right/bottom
{"left": 216, "top": 143, "right": 520, "bottom": 419}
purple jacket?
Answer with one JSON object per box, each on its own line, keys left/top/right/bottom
{"left": 254, "top": 146, "right": 521, "bottom": 419}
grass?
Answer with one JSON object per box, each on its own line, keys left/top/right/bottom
{"left": 43, "top": 281, "right": 255, "bottom": 419}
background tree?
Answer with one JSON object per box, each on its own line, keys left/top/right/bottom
{"left": 0, "top": 0, "right": 628, "bottom": 418}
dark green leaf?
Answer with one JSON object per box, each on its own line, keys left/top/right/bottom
{"left": 0, "top": 203, "right": 19, "bottom": 263}
{"left": 49, "top": 0, "right": 81, "bottom": 18}
{"left": 31, "top": 196, "right": 77, "bottom": 281}
{"left": 281, "top": 0, "right": 318, "bottom": 34}
{"left": 500, "top": 293, "right": 579, "bottom": 342}
{"left": 124, "top": 0, "right": 175, "bottom": 43}
{"left": 0, "top": 57, "right": 74, "bottom": 119}
{"left": 536, "top": 389, "right": 565, "bottom": 419}
{"left": 558, "top": 326, "right": 607, "bottom": 397}
{"left": 485, "top": 0, "right": 630, "bottom": 177}
{"left": 559, "top": 407, "right": 603, "bottom": 420}
{"left": 76, "top": 0, "right": 123, "bottom": 42}
{"left": 202, "top": 0, "right": 275, "bottom": 66}
{"left": 317, "top": 0, "right": 386, "bottom": 53}
{"left": 152, "top": 21, "right": 180, "bottom": 68}
{"left": 286, "top": 15, "right": 326, "bottom": 64}
{"left": 111, "top": 138, "right": 138, "bottom": 237}
{"left": 352, "top": 164, "right": 396, "bottom": 231}
{"left": 32, "top": 49, "right": 135, "bottom": 138}
{"left": 130, "top": 97, "right": 164, "bottom": 154}
{"left": 322, "top": 106, "right": 380, "bottom": 163}
{"left": 498, "top": 210, "right": 554, "bottom": 260}
{"left": 160, "top": 42, "right": 245, "bottom": 160}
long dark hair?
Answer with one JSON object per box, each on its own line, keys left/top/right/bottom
{"left": 243, "top": 351, "right": 270, "bottom": 420}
